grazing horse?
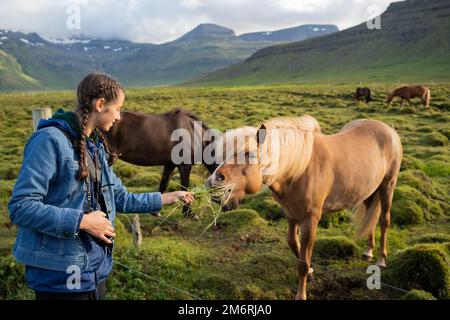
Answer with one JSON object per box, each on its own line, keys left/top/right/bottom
{"left": 206, "top": 115, "right": 402, "bottom": 300}
{"left": 355, "top": 87, "right": 372, "bottom": 103}
{"left": 386, "top": 85, "right": 430, "bottom": 109}
{"left": 105, "top": 108, "right": 219, "bottom": 216}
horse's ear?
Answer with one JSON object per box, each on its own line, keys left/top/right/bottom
{"left": 257, "top": 124, "right": 267, "bottom": 146}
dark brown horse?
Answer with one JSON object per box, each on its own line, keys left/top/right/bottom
{"left": 355, "top": 87, "right": 372, "bottom": 103}
{"left": 386, "top": 85, "right": 430, "bottom": 109}
{"left": 105, "top": 108, "right": 219, "bottom": 216}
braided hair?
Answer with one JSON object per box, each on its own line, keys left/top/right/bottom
{"left": 76, "top": 73, "right": 123, "bottom": 180}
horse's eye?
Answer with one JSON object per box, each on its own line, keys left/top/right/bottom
{"left": 216, "top": 172, "right": 225, "bottom": 181}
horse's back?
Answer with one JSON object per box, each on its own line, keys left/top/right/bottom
{"left": 338, "top": 119, "right": 400, "bottom": 146}
{"left": 391, "top": 85, "right": 427, "bottom": 98}
{"left": 329, "top": 119, "right": 402, "bottom": 171}
{"left": 315, "top": 119, "right": 402, "bottom": 211}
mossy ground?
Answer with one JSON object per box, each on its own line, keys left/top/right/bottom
{"left": 0, "top": 83, "right": 449, "bottom": 299}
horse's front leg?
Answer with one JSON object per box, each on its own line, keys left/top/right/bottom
{"left": 295, "top": 214, "right": 320, "bottom": 300}
{"left": 406, "top": 98, "right": 412, "bottom": 107}
{"left": 178, "top": 164, "right": 195, "bottom": 218}
{"left": 287, "top": 218, "right": 300, "bottom": 257}
{"left": 159, "top": 164, "right": 176, "bottom": 193}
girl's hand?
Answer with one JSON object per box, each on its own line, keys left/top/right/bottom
{"left": 79, "top": 211, "right": 116, "bottom": 244}
{"left": 162, "top": 191, "right": 195, "bottom": 206}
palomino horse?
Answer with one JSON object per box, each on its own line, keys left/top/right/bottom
{"left": 206, "top": 115, "right": 402, "bottom": 300}
{"left": 386, "top": 85, "right": 430, "bottom": 109}
{"left": 105, "top": 108, "right": 219, "bottom": 216}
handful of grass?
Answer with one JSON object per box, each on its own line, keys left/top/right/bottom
{"left": 157, "top": 184, "right": 234, "bottom": 237}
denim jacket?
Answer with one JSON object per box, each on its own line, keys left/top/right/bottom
{"left": 8, "top": 125, "right": 162, "bottom": 273}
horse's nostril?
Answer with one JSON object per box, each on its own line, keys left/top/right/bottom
{"left": 216, "top": 172, "right": 225, "bottom": 182}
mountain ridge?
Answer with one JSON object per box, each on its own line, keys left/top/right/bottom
{"left": 188, "top": 0, "right": 450, "bottom": 85}
{"left": 0, "top": 23, "right": 338, "bottom": 91}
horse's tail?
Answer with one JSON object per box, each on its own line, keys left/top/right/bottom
{"left": 423, "top": 87, "right": 430, "bottom": 109}
{"left": 352, "top": 191, "right": 381, "bottom": 239}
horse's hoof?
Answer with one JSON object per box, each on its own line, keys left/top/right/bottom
{"left": 294, "top": 293, "right": 307, "bottom": 300}
{"left": 362, "top": 253, "right": 373, "bottom": 262}
{"left": 307, "top": 268, "right": 314, "bottom": 281}
{"left": 376, "top": 259, "right": 387, "bottom": 268}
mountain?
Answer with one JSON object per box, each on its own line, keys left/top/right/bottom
{"left": 238, "top": 24, "right": 338, "bottom": 42}
{"left": 0, "top": 23, "right": 338, "bottom": 91}
{"left": 188, "top": 0, "right": 450, "bottom": 86}
{"left": 173, "top": 24, "right": 236, "bottom": 43}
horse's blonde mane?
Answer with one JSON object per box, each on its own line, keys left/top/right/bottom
{"left": 214, "top": 126, "right": 258, "bottom": 164}
{"left": 259, "top": 115, "right": 319, "bottom": 185}
{"left": 216, "top": 116, "right": 319, "bottom": 186}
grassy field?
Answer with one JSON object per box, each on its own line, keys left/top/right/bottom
{"left": 0, "top": 83, "right": 449, "bottom": 300}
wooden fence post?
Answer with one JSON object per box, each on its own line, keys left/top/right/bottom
{"left": 132, "top": 215, "right": 143, "bottom": 247}
{"left": 32, "top": 108, "right": 52, "bottom": 132}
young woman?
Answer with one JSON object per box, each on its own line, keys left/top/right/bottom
{"left": 8, "top": 73, "right": 194, "bottom": 300}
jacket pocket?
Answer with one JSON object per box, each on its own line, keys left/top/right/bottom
{"left": 58, "top": 237, "right": 86, "bottom": 256}
{"left": 62, "top": 159, "right": 83, "bottom": 196}
{"left": 41, "top": 234, "right": 85, "bottom": 256}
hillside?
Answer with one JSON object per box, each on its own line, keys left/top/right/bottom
{"left": 188, "top": 0, "right": 450, "bottom": 85}
{"left": 0, "top": 23, "right": 337, "bottom": 91}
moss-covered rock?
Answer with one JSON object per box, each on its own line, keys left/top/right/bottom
{"left": 238, "top": 284, "right": 279, "bottom": 300}
{"left": 397, "top": 170, "right": 435, "bottom": 198}
{"left": 403, "top": 289, "right": 437, "bottom": 300}
{"left": 385, "top": 244, "right": 450, "bottom": 299}
{"left": 319, "top": 210, "right": 350, "bottom": 228}
{"left": 423, "top": 160, "right": 450, "bottom": 179}
{"left": 392, "top": 199, "right": 424, "bottom": 226}
{"left": 391, "top": 185, "right": 443, "bottom": 225}
{"left": 421, "top": 132, "right": 448, "bottom": 147}
{"left": 193, "top": 273, "right": 239, "bottom": 299}
{"left": 0, "top": 255, "right": 29, "bottom": 299}
{"left": 439, "top": 128, "right": 450, "bottom": 140}
{"left": 113, "top": 162, "right": 139, "bottom": 179}
{"left": 245, "top": 198, "right": 284, "bottom": 221}
{"left": 217, "top": 209, "right": 268, "bottom": 232}
{"left": 413, "top": 233, "right": 450, "bottom": 244}
{"left": 314, "top": 236, "right": 359, "bottom": 260}
{"left": 241, "top": 190, "right": 285, "bottom": 221}
{"left": 113, "top": 216, "right": 131, "bottom": 247}
{"left": 127, "top": 172, "right": 162, "bottom": 188}
{"left": 0, "top": 165, "right": 19, "bottom": 180}
{"left": 416, "top": 126, "right": 433, "bottom": 133}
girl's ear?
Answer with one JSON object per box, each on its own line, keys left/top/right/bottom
{"left": 94, "top": 98, "right": 106, "bottom": 112}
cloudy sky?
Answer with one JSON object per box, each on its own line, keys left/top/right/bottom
{"left": 0, "top": 0, "right": 395, "bottom": 44}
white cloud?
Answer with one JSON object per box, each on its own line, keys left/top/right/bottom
{"left": 0, "top": 0, "right": 394, "bottom": 44}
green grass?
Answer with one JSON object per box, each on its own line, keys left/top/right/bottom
{"left": 0, "top": 83, "right": 449, "bottom": 300}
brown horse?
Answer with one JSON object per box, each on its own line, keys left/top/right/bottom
{"left": 355, "top": 87, "right": 372, "bottom": 103}
{"left": 105, "top": 108, "right": 219, "bottom": 216}
{"left": 206, "top": 115, "right": 402, "bottom": 300}
{"left": 386, "top": 85, "right": 430, "bottom": 109}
